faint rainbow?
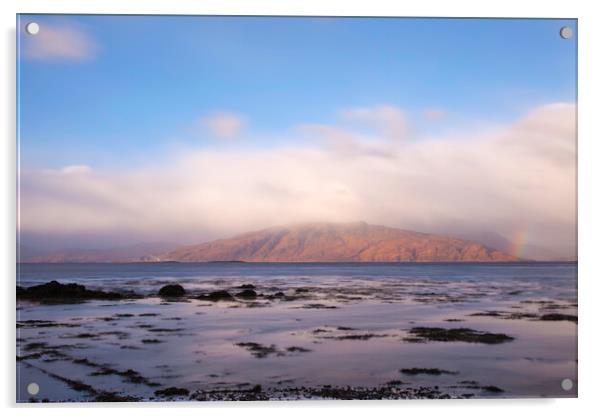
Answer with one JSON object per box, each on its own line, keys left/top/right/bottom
{"left": 510, "top": 228, "right": 529, "bottom": 258}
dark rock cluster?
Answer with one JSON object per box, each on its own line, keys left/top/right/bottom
{"left": 158, "top": 284, "right": 186, "bottom": 297}
{"left": 17, "top": 281, "right": 123, "bottom": 300}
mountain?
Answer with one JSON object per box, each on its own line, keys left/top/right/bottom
{"left": 21, "top": 242, "right": 177, "bottom": 263}
{"left": 159, "top": 222, "right": 522, "bottom": 262}
{"left": 455, "top": 231, "right": 569, "bottom": 261}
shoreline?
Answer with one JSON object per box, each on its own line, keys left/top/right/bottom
{"left": 17, "top": 264, "right": 578, "bottom": 402}
{"left": 17, "top": 260, "right": 575, "bottom": 265}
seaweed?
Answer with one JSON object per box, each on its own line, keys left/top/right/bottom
{"left": 285, "top": 346, "right": 312, "bottom": 353}
{"left": 328, "top": 334, "right": 388, "bottom": 341}
{"left": 235, "top": 342, "right": 284, "bottom": 358}
{"left": 540, "top": 313, "right": 577, "bottom": 323}
{"left": 299, "top": 304, "right": 338, "bottom": 309}
{"left": 405, "top": 327, "right": 514, "bottom": 344}
{"left": 141, "top": 338, "right": 163, "bottom": 344}
{"left": 400, "top": 368, "right": 458, "bottom": 376}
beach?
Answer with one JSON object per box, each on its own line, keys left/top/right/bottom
{"left": 17, "top": 262, "right": 577, "bottom": 402}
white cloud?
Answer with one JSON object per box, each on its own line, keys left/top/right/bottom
{"left": 59, "top": 165, "right": 92, "bottom": 175}
{"left": 22, "top": 22, "right": 97, "bottom": 61}
{"left": 200, "top": 111, "right": 245, "bottom": 139}
{"left": 422, "top": 108, "right": 448, "bottom": 121}
{"left": 19, "top": 103, "right": 576, "bottom": 256}
{"left": 340, "top": 105, "right": 409, "bottom": 139}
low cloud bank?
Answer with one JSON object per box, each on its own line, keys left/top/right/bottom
{"left": 19, "top": 103, "right": 576, "bottom": 257}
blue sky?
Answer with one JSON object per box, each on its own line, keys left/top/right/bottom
{"left": 17, "top": 15, "right": 577, "bottom": 256}
{"left": 18, "top": 15, "right": 576, "bottom": 169}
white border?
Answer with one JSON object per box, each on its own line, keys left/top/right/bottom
{"left": 2, "top": 1, "right": 600, "bottom": 415}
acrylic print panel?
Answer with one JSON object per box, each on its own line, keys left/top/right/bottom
{"left": 16, "top": 14, "right": 577, "bottom": 402}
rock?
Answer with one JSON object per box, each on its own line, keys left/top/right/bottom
{"left": 158, "top": 284, "right": 186, "bottom": 297}
{"left": 481, "top": 385, "right": 504, "bottom": 393}
{"left": 236, "top": 289, "right": 257, "bottom": 299}
{"left": 95, "top": 392, "right": 139, "bottom": 402}
{"left": 154, "top": 387, "right": 190, "bottom": 397}
{"left": 265, "top": 291, "right": 285, "bottom": 300}
{"left": 237, "top": 284, "right": 256, "bottom": 289}
{"left": 16, "top": 280, "right": 123, "bottom": 300}
{"left": 197, "top": 290, "right": 234, "bottom": 302}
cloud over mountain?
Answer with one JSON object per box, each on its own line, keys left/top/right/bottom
{"left": 18, "top": 102, "right": 576, "bottom": 258}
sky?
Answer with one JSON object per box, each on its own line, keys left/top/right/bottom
{"left": 17, "top": 15, "right": 577, "bottom": 258}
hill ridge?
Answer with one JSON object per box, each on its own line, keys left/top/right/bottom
{"left": 158, "top": 222, "right": 521, "bottom": 262}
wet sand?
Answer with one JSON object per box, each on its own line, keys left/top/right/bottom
{"left": 17, "top": 270, "right": 577, "bottom": 402}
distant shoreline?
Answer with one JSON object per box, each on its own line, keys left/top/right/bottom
{"left": 17, "top": 260, "right": 576, "bottom": 265}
